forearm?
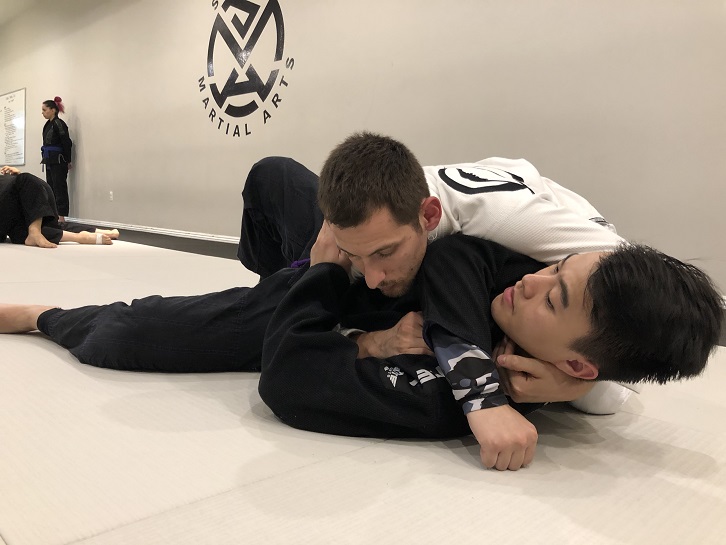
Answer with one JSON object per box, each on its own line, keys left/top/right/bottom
{"left": 260, "top": 263, "right": 361, "bottom": 381}
{"left": 352, "top": 331, "right": 378, "bottom": 359}
{"left": 353, "top": 324, "right": 426, "bottom": 359}
{"left": 428, "top": 325, "right": 508, "bottom": 414}
{"left": 258, "top": 264, "right": 462, "bottom": 438}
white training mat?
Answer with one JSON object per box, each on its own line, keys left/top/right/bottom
{"left": 1, "top": 241, "right": 725, "bottom": 545}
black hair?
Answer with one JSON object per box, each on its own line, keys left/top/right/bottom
{"left": 42, "top": 97, "right": 64, "bottom": 114}
{"left": 573, "top": 243, "right": 723, "bottom": 384}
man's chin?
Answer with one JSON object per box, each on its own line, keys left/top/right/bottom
{"left": 379, "top": 283, "right": 410, "bottom": 298}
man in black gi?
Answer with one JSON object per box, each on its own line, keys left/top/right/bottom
{"left": 0, "top": 137, "right": 721, "bottom": 471}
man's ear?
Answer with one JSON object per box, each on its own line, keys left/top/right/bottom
{"left": 552, "top": 357, "right": 599, "bottom": 380}
{"left": 420, "top": 196, "right": 442, "bottom": 232}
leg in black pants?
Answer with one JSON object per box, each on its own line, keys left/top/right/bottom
{"left": 35, "top": 270, "right": 297, "bottom": 373}
{"left": 238, "top": 157, "right": 324, "bottom": 278}
{"left": 46, "top": 163, "right": 69, "bottom": 217}
{"left": 5, "top": 173, "right": 64, "bottom": 244}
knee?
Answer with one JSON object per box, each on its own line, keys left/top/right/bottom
{"left": 252, "top": 156, "right": 295, "bottom": 172}
{"left": 243, "top": 157, "right": 294, "bottom": 198}
{"left": 17, "top": 173, "right": 44, "bottom": 189}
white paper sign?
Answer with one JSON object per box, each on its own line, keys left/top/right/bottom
{"left": 1, "top": 88, "right": 26, "bottom": 166}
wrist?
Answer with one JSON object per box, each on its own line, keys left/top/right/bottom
{"left": 353, "top": 332, "right": 372, "bottom": 359}
{"left": 356, "top": 330, "right": 388, "bottom": 359}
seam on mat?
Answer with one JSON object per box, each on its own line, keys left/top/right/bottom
{"left": 63, "top": 439, "right": 388, "bottom": 545}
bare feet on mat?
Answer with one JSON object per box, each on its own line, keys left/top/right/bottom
{"left": 24, "top": 231, "right": 58, "bottom": 248}
{"left": 61, "top": 231, "right": 113, "bottom": 245}
{"left": 95, "top": 228, "right": 120, "bottom": 239}
{"left": 0, "top": 304, "right": 54, "bottom": 333}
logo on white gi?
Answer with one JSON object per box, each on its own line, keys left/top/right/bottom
{"left": 384, "top": 365, "right": 404, "bottom": 387}
{"left": 438, "top": 166, "right": 534, "bottom": 195}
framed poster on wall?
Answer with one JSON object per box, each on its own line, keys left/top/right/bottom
{"left": 1, "top": 88, "right": 26, "bottom": 166}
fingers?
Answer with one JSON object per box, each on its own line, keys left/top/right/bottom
{"left": 480, "top": 447, "right": 498, "bottom": 470}
{"left": 310, "top": 222, "right": 348, "bottom": 268}
{"left": 499, "top": 445, "right": 536, "bottom": 471}
{"left": 406, "top": 347, "right": 434, "bottom": 356}
{"left": 497, "top": 449, "right": 524, "bottom": 471}
{"left": 502, "top": 336, "right": 515, "bottom": 355}
{"left": 470, "top": 406, "right": 538, "bottom": 471}
{"left": 396, "top": 312, "right": 431, "bottom": 354}
{"left": 497, "top": 361, "right": 534, "bottom": 403}
{"left": 401, "top": 311, "right": 424, "bottom": 330}
{"left": 481, "top": 443, "right": 536, "bottom": 471}
{"left": 496, "top": 353, "right": 541, "bottom": 375}
{"left": 497, "top": 366, "right": 513, "bottom": 396}
{"left": 492, "top": 335, "right": 515, "bottom": 361}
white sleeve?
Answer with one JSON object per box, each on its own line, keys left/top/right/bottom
{"left": 430, "top": 158, "right": 626, "bottom": 264}
{"left": 471, "top": 159, "right": 624, "bottom": 263}
{"left": 568, "top": 381, "right": 641, "bottom": 415}
{"left": 333, "top": 324, "right": 366, "bottom": 338}
{"left": 483, "top": 197, "right": 624, "bottom": 264}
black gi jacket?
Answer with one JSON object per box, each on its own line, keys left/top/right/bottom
{"left": 259, "top": 234, "right": 543, "bottom": 439}
{"left": 41, "top": 117, "right": 73, "bottom": 164}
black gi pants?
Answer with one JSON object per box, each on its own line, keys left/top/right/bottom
{"left": 46, "top": 163, "right": 69, "bottom": 216}
{"left": 33, "top": 159, "right": 472, "bottom": 439}
{"left": 0, "top": 173, "right": 64, "bottom": 244}
{"left": 238, "top": 157, "right": 323, "bottom": 278}
{"left": 35, "top": 157, "right": 319, "bottom": 372}
{"left": 37, "top": 271, "right": 295, "bottom": 373}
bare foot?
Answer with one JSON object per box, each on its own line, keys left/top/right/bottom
{"left": 95, "top": 228, "right": 120, "bottom": 240}
{"left": 0, "top": 304, "right": 54, "bottom": 333}
{"left": 78, "top": 231, "right": 112, "bottom": 245}
{"left": 25, "top": 231, "right": 58, "bottom": 248}
{"left": 61, "top": 231, "right": 113, "bottom": 245}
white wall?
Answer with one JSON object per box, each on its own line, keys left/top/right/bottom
{"left": 1, "top": 0, "right": 724, "bottom": 289}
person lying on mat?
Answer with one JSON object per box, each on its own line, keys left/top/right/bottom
{"left": 0, "top": 166, "right": 119, "bottom": 247}
{"left": 0, "top": 135, "right": 721, "bottom": 471}
{"left": 238, "top": 134, "right": 635, "bottom": 415}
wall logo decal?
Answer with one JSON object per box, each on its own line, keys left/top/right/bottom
{"left": 198, "top": 0, "right": 294, "bottom": 138}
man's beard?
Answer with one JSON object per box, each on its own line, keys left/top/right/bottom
{"left": 378, "top": 279, "right": 412, "bottom": 298}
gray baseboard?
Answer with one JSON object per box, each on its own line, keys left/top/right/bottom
{"left": 117, "top": 229, "right": 239, "bottom": 260}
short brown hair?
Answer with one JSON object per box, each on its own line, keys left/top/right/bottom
{"left": 317, "top": 132, "right": 429, "bottom": 228}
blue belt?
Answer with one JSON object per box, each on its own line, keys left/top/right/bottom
{"left": 41, "top": 145, "right": 63, "bottom": 159}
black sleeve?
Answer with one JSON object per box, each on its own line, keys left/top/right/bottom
{"left": 55, "top": 118, "right": 72, "bottom": 162}
{"left": 419, "top": 235, "right": 545, "bottom": 416}
{"left": 419, "top": 235, "right": 500, "bottom": 350}
{"left": 258, "top": 262, "right": 470, "bottom": 439}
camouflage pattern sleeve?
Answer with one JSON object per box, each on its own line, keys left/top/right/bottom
{"left": 428, "top": 325, "right": 508, "bottom": 414}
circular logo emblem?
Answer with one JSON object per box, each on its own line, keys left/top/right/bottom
{"left": 198, "top": 0, "right": 294, "bottom": 137}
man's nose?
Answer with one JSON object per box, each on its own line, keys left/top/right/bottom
{"left": 364, "top": 263, "right": 386, "bottom": 290}
{"left": 521, "top": 273, "right": 552, "bottom": 298}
